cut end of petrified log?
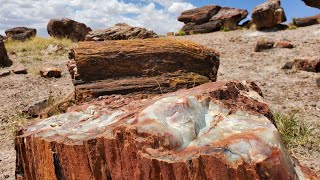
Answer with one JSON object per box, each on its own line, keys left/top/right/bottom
{"left": 15, "top": 81, "right": 317, "bottom": 179}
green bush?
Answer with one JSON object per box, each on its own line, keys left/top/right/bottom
{"left": 274, "top": 113, "right": 318, "bottom": 150}
{"left": 175, "top": 30, "right": 186, "bottom": 36}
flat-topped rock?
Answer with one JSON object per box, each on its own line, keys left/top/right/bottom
{"left": 15, "top": 81, "right": 317, "bottom": 179}
{"left": 5, "top": 27, "right": 36, "bottom": 41}
{"left": 293, "top": 14, "right": 320, "bottom": 27}
{"left": 178, "top": 5, "right": 248, "bottom": 34}
{"left": 85, "top": 23, "right": 158, "bottom": 41}
{"left": 210, "top": 7, "right": 248, "bottom": 30}
{"left": 178, "top": 5, "right": 221, "bottom": 24}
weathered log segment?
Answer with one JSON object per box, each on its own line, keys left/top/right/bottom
{"left": 69, "top": 38, "right": 220, "bottom": 101}
{"left": 0, "top": 39, "right": 11, "bottom": 67}
{"left": 15, "top": 81, "right": 317, "bottom": 179}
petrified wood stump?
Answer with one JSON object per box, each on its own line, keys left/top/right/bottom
{"left": 15, "top": 81, "right": 317, "bottom": 179}
{"left": 69, "top": 38, "right": 220, "bottom": 101}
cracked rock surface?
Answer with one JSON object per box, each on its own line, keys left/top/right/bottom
{"left": 15, "top": 81, "right": 317, "bottom": 179}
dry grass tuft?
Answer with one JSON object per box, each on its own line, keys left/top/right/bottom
{"left": 5, "top": 37, "right": 72, "bottom": 55}
{"left": 274, "top": 113, "right": 319, "bottom": 153}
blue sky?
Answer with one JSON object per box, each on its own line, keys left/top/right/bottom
{"left": 0, "top": 0, "right": 319, "bottom": 36}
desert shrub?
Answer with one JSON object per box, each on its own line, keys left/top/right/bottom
{"left": 288, "top": 24, "right": 298, "bottom": 30}
{"left": 274, "top": 113, "right": 319, "bottom": 151}
{"left": 175, "top": 30, "right": 187, "bottom": 36}
{"left": 221, "top": 27, "right": 230, "bottom": 32}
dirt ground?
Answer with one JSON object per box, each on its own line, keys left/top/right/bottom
{"left": 0, "top": 25, "right": 319, "bottom": 179}
{"left": 0, "top": 45, "right": 74, "bottom": 179}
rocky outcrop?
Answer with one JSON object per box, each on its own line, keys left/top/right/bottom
{"left": 5, "top": 27, "right": 36, "bottom": 41}
{"left": 252, "top": 0, "right": 287, "bottom": 29}
{"left": 178, "top": 5, "right": 248, "bottom": 34}
{"left": 302, "top": 0, "right": 320, "bottom": 8}
{"left": 69, "top": 38, "right": 220, "bottom": 101}
{"left": 0, "top": 40, "right": 10, "bottom": 67}
{"left": 293, "top": 14, "right": 320, "bottom": 27}
{"left": 47, "top": 18, "right": 91, "bottom": 42}
{"left": 15, "top": 81, "right": 318, "bottom": 179}
{"left": 178, "top": 5, "right": 221, "bottom": 24}
{"left": 85, "top": 23, "right": 158, "bottom": 41}
{"left": 210, "top": 7, "right": 248, "bottom": 30}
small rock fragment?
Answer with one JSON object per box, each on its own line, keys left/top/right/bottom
{"left": 22, "top": 98, "right": 48, "bottom": 117}
{"left": 167, "top": 32, "right": 174, "bottom": 36}
{"left": 45, "top": 44, "right": 62, "bottom": 55}
{"left": 282, "top": 62, "right": 293, "bottom": 69}
{"left": 40, "top": 67, "right": 62, "bottom": 78}
{"left": 11, "top": 64, "right": 27, "bottom": 74}
{"left": 316, "top": 78, "right": 320, "bottom": 87}
{"left": 275, "top": 40, "right": 294, "bottom": 48}
{"left": 292, "top": 58, "right": 320, "bottom": 72}
{"left": 254, "top": 37, "right": 275, "bottom": 52}
{"left": 0, "top": 69, "right": 10, "bottom": 77}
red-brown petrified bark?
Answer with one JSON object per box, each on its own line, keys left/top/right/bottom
{"left": 68, "top": 38, "right": 220, "bottom": 102}
{"left": 15, "top": 81, "right": 317, "bottom": 180}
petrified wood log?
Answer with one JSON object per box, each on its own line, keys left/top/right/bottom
{"left": 69, "top": 38, "right": 220, "bottom": 82}
{"left": 15, "top": 81, "right": 317, "bottom": 179}
{"left": 69, "top": 38, "right": 220, "bottom": 101}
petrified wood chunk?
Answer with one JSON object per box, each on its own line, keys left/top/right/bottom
{"left": 283, "top": 57, "right": 320, "bottom": 72}
{"left": 293, "top": 14, "right": 320, "bottom": 27}
{"left": 0, "top": 39, "right": 10, "bottom": 67}
{"left": 252, "top": 0, "right": 287, "bottom": 29}
{"left": 302, "top": 0, "right": 320, "bottom": 9}
{"left": 69, "top": 38, "right": 220, "bottom": 101}
{"left": 15, "top": 81, "right": 316, "bottom": 179}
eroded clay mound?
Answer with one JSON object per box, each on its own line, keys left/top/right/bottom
{"left": 15, "top": 81, "right": 316, "bottom": 179}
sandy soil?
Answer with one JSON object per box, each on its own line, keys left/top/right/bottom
{"left": 0, "top": 25, "right": 319, "bottom": 179}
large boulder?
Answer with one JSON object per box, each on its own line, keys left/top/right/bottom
{"left": 0, "top": 40, "right": 10, "bottom": 67}
{"left": 181, "top": 21, "right": 222, "bottom": 34}
{"left": 177, "top": 5, "right": 221, "bottom": 24}
{"left": 47, "top": 18, "right": 92, "bottom": 42}
{"left": 252, "top": 0, "right": 287, "bottom": 29}
{"left": 5, "top": 27, "right": 36, "bottom": 41}
{"left": 178, "top": 6, "right": 248, "bottom": 34}
{"left": 15, "top": 81, "right": 318, "bottom": 179}
{"left": 302, "top": 0, "right": 320, "bottom": 8}
{"left": 85, "top": 23, "right": 158, "bottom": 41}
{"left": 210, "top": 7, "right": 248, "bottom": 30}
{"left": 293, "top": 14, "right": 320, "bottom": 27}
{"left": 69, "top": 38, "right": 220, "bottom": 101}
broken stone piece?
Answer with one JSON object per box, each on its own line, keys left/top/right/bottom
{"left": 40, "top": 67, "right": 62, "bottom": 78}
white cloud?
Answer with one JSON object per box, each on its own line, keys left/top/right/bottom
{"left": 0, "top": 0, "right": 195, "bottom": 36}
{"left": 168, "top": 2, "right": 195, "bottom": 14}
